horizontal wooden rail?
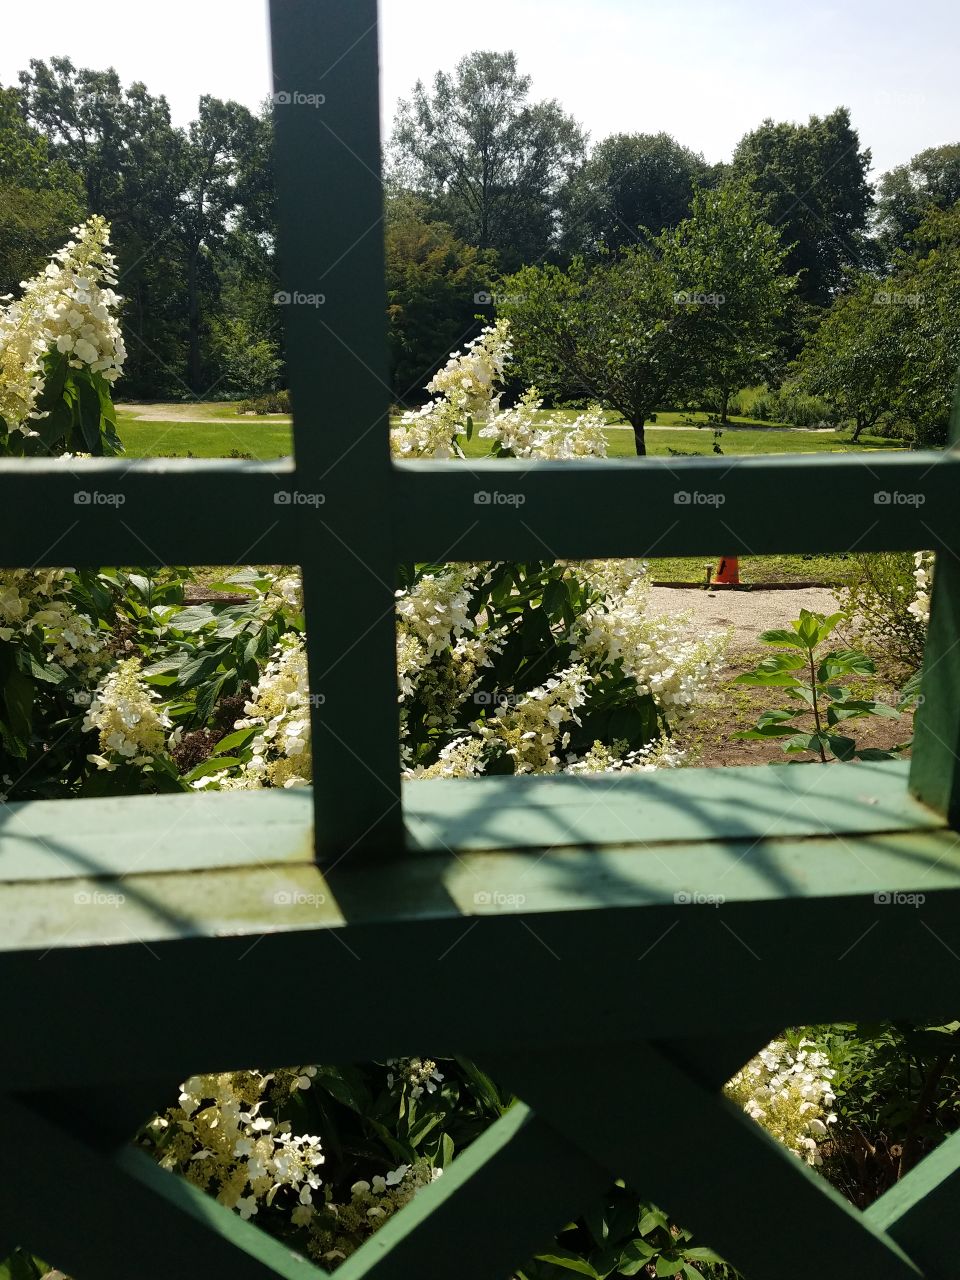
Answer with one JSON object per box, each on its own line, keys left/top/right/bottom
{"left": 2, "top": 762, "right": 960, "bottom": 1090}
{"left": 0, "top": 450, "right": 957, "bottom": 567}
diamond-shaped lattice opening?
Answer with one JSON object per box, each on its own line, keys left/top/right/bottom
{"left": 127, "top": 1056, "right": 509, "bottom": 1272}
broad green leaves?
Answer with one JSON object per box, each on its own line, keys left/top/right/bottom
{"left": 732, "top": 609, "right": 906, "bottom": 762}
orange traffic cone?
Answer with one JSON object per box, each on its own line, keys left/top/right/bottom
{"left": 714, "top": 555, "right": 740, "bottom": 585}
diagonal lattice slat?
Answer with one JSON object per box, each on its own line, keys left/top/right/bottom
{"left": 485, "top": 1043, "right": 925, "bottom": 1279}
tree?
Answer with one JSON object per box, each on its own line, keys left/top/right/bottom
{"left": 385, "top": 195, "right": 496, "bottom": 401}
{"left": 792, "top": 274, "right": 905, "bottom": 441}
{"left": 0, "top": 85, "right": 84, "bottom": 295}
{"left": 876, "top": 144, "right": 960, "bottom": 258}
{"left": 390, "top": 51, "right": 584, "bottom": 270}
{"left": 501, "top": 248, "right": 688, "bottom": 455}
{"left": 660, "top": 181, "right": 797, "bottom": 422}
{"left": 732, "top": 107, "right": 874, "bottom": 306}
{"left": 886, "top": 205, "right": 960, "bottom": 446}
{"left": 561, "top": 132, "right": 711, "bottom": 255}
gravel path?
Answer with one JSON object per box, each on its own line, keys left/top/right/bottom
{"left": 647, "top": 585, "right": 842, "bottom": 652}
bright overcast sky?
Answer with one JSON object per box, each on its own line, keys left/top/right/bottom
{"left": 2, "top": 0, "right": 957, "bottom": 178}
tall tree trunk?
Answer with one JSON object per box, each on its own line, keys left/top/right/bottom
{"left": 631, "top": 416, "right": 646, "bottom": 456}
{"left": 851, "top": 414, "right": 864, "bottom": 443}
{"left": 187, "top": 249, "right": 202, "bottom": 393}
{"left": 719, "top": 386, "right": 730, "bottom": 425}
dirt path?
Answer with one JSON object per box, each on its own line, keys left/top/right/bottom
{"left": 649, "top": 584, "right": 915, "bottom": 765}
{"left": 648, "top": 585, "right": 842, "bottom": 651}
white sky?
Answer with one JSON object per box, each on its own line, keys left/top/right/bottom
{"left": 2, "top": 0, "right": 957, "bottom": 178}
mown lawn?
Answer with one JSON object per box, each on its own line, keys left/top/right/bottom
{"left": 116, "top": 401, "right": 902, "bottom": 462}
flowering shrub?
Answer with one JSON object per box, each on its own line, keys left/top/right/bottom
{"left": 0, "top": 216, "right": 125, "bottom": 455}
{"left": 908, "top": 550, "right": 934, "bottom": 627}
{"left": 725, "top": 1037, "right": 838, "bottom": 1166}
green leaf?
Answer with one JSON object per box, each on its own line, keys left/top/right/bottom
{"left": 182, "top": 757, "right": 241, "bottom": 782}
{"left": 212, "top": 727, "right": 257, "bottom": 755}
{"left": 618, "top": 1240, "right": 658, "bottom": 1275}
{"left": 532, "top": 1250, "right": 600, "bottom": 1277}
{"left": 655, "top": 1257, "right": 685, "bottom": 1277}
{"left": 682, "top": 1247, "right": 726, "bottom": 1263}
{"left": 638, "top": 1209, "right": 669, "bottom": 1235}
{"left": 758, "top": 628, "right": 806, "bottom": 648}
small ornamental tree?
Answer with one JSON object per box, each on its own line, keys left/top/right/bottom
{"left": 501, "top": 250, "right": 688, "bottom": 455}
{"left": 660, "top": 180, "right": 797, "bottom": 423}
{"left": 792, "top": 272, "right": 906, "bottom": 441}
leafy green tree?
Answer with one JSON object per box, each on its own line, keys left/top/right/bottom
{"left": 390, "top": 51, "right": 584, "bottom": 270}
{"left": 561, "top": 131, "right": 711, "bottom": 254}
{"left": 502, "top": 248, "right": 687, "bottom": 455}
{"left": 661, "top": 180, "right": 797, "bottom": 421}
{"left": 876, "top": 143, "right": 960, "bottom": 258}
{"left": 886, "top": 204, "right": 960, "bottom": 446}
{"left": 385, "top": 196, "right": 496, "bottom": 400}
{"left": 793, "top": 273, "right": 906, "bottom": 440}
{"left": 0, "top": 85, "right": 84, "bottom": 294}
{"left": 732, "top": 107, "right": 874, "bottom": 306}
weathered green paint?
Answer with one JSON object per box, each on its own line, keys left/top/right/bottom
{"left": 1, "top": 450, "right": 957, "bottom": 568}
{"left": 909, "top": 393, "right": 960, "bottom": 825}
{"left": 269, "top": 0, "right": 402, "bottom": 860}
{"left": 486, "top": 1044, "right": 923, "bottom": 1280}
{"left": 2, "top": 1092, "right": 321, "bottom": 1278}
{"left": 334, "top": 1104, "right": 611, "bottom": 1280}
{"left": 865, "top": 1128, "right": 960, "bottom": 1275}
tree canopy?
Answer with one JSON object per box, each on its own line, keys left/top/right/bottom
{"left": 389, "top": 51, "right": 585, "bottom": 270}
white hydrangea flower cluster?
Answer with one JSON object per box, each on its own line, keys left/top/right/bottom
{"left": 390, "top": 321, "right": 608, "bottom": 461}
{"left": 477, "top": 387, "right": 609, "bottom": 459}
{"left": 153, "top": 1069, "right": 325, "bottom": 1222}
{"left": 82, "top": 657, "right": 172, "bottom": 770}
{"left": 395, "top": 567, "right": 476, "bottom": 658}
{"left": 908, "top": 551, "right": 934, "bottom": 626}
{"left": 385, "top": 1057, "right": 445, "bottom": 1098}
{"left": 564, "top": 737, "right": 688, "bottom": 773}
{"left": 0, "top": 216, "right": 126, "bottom": 433}
{"left": 219, "top": 632, "right": 312, "bottom": 790}
{"left": 146, "top": 1064, "right": 444, "bottom": 1267}
{"left": 424, "top": 319, "right": 510, "bottom": 420}
{"left": 0, "top": 569, "right": 107, "bottom": 670}
{"left": 391, "top": 322, "right": 511, "bottom": 460}
{"left": 476, "top": 664, "right": 590, "bottom": 774}
{"left": 725, "top": 1038, "right": 838, "bottom": 1167}
{"left": 574, "top": 573, "right": 726, "bottom": 727}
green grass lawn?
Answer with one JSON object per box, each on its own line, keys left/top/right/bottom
{"left": 648, "top": 553, "right": 853, "bottom": 586}
{"left": 116, "top": 400, "right": 902, "bottom": 462}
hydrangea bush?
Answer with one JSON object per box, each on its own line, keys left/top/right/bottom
{"left": 0, "top": 215, "right": 125, "bottom": 455}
